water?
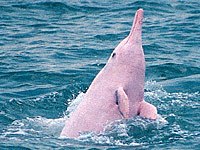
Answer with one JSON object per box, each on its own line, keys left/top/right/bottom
{"left": 0, "top": 0, "right": 199, "bottom": 149}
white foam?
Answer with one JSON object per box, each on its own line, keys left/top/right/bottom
{"left": 64, "top": 92, "right": 85, "bottom": 116}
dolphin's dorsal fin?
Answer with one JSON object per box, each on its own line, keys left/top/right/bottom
{"left": 115, "top": 87, "right": 130, "bottom": 118}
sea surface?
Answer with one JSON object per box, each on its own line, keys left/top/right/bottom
{"left": 0, "top": 0, "right": 199, "bottom": 149}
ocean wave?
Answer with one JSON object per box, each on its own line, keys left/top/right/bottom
{"left": 11, "top": 1, "right": 108, "bottom": 14}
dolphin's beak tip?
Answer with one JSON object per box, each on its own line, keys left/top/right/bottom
{"left": 138, "top": 8, "right": 143, "bottom": 12}
{"left": 137, "top": 8, "right": 144, "bottom": 17}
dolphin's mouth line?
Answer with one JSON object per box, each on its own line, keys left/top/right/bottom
{"left": 132, "top": 11, "right": 140, "bottom": 32}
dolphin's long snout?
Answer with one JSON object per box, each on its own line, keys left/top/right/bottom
{"left": 128, "top": 8, "right": 143, "bottom": 44}
{"left": 133, "top": 8, "right": 143, "bottom": 31}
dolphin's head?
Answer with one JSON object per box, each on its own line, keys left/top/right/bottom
{"left": 107, "top": 9, "right": 145, "bottom": 73}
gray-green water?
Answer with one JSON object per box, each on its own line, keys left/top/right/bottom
{"left": 0, "top": 0, "right": 199, "bottom": 149}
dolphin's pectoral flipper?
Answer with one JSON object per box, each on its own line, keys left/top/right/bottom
{"left": 115, "top": 87, "right": 130, "bottom": 118}
{"left": 138, "top": 101, "right": 157, "bottom": 120}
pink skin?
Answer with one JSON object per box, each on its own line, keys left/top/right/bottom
{"left": 61, "top": 9, "right": 157, "bottom": 138}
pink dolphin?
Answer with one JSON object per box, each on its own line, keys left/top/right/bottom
{"left": 61, "top": 9, "right": 157, "bottom": 138}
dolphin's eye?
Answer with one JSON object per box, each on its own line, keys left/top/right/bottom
{"left": 112, "top": 52, "right": 116, "bottom": 58}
